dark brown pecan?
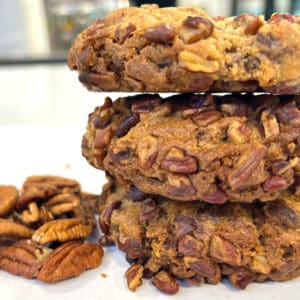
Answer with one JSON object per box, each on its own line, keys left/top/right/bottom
{"left": 192, "top": 111, "right": 221, "bottom": 127}
{"left": 184, "top": 257, "right": 216, "bottom": 278}
{"left": 114, "top": 23, "right": 136, "bottom": 44}
{"left": 152, "top": 271, "right": 179, "bottom": 295}
{"left": 99, "top": 201, "right": 121, "bottom": 234}
{"left": 129, "top": 185, "right": 146, "bottom": 202}
{"left": 131, "top": 95, "right": 161, "bottom": 114}
{"left": 275, "top": 101, "right": 300, "bottom": 125}
{"left": 209, "top": 236, "right": 241, "bottom": 266}
{"left": 144, "top": 23, "right": 175, "bottom": 43}
{"left": 229, "top": 270, "right": 254, "bottom": 289}
{"left": 227, "top": 143, "right": 267, "bottom": 190}
{"left": 125, "top": 263, "right": 144, "bottom": 291}
{"left": 137, "top": 135, "right": 158, "bottom": 169}
{"left": 0, "top": 240, "right": 50, "bottom": 279}
{"left": 268, "top": 13, "right": 294, "bottom": 24}
{"left": 180, "top": 16, "right": 214, "bottom": 43}
{"left": 178, "top": 235, "right": 204, "bottom": 256}
{"left": 161, "top": 151, "right": 197, "bottom": 174}
{"left": 202, "top": 190, "right": 228, "bottom": 204}
{"left": 174, "top": 215, "right": 196, "bottom": 237}
{"left": 140, "top": 198, "right": 160, "bottom": 222}
{"left": 93, "top": 126, "right": 113, "bottom": 149}
{"left": 262, "top": 175, "right": 287, "bottom": 192}
{"left": 265, "top": 200, "right": 300, "bottom": 228}
{"left": 118, "top": 237, "right": 145, "bottom": 259}
{"left": 37, "top": 240, "right": 103, "bottom": 283}
{"left": 233, "top": 14, "right": 262, "bottom": 34}
{"left": 0, "top": 185, "right": 18, "bottom": 217}
{"left": 116, "top": 113, "right": 139, "bottom": 138}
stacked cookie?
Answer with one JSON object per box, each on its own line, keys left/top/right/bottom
{"left": 68, "top": 5, "right": 300, "bottom": 293}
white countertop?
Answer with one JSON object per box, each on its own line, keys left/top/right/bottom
{"left": 0, "top": 64, "right": 299, "bottom": 300}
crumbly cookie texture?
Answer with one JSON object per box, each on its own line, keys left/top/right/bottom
{"left": 98, "top": 179, "right": 300, "bottom": 292}
{"left": 82, "top": 93, "right": 300, "bottom": 203}
{"left": 68, "top": 5, "right": 300, "bottom": 94}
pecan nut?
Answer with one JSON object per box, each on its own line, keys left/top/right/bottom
{"left": 131, "top": 95, "right": 161, "bottom": 114}
{"left": 0, "top": 185, "right": 18, "bottom": 217}
{"left": 233, "top": 14, "right": 262, "bottom": 35}
{"left": 125, "top": 263, "right": 144, "bottom": 291}
{"left": 184, "top": 257, "right": 216, "bottom": 278}
{"left": 227, "top": 143, "right": 267, "bottom": 190}
{"left": 209, "top": 236, "right": 241, "bottom": 266}
{"left": 137, "top": 135, "right": 158, "bottom": 169}
{"left": 144, "top": 23, "right": 175, "bottom": 43}
{"left": 0, "top": 218, "right": 33, "bottom": 238}
{"left": 152, "top": 271, "right": 179, "bottom": 295}
{"left": 21, "top": 202, "right": 53, "bottom": 224}
{"left": 99, "top": 201, "right": 121, "bottom": 234}
{"left": 227, "top": 120, "right": 251, "bottom": 144}
{"left": 261, "top": 110, "right": 280, "bottom": 138}
{"left": 94, "top": 126, "right": 113, "bottom": 149}
{"left": 140, "top": 198, "right": 160, "bottom": 221}
{"left": 166, "top": 174, "right": 196, "bottom": 198}
{"left": 37, "top": 240, "right": 103, "bottom": 283}
{"left": 180, "top": 16, "right": 214, "bottom": 43}
{"left": 0, "top": 240, "right": 51, "bottom": 279}
{"left": 116, "top": 113, "right": 139, "bottom": 138}
{"left": 32, "top": 218, "right": 92, "bottom": 244}
{"left": 178, "top": 51, "right": 219, "bottom": 73}
{"left": 174, "top": 215, "right": 196, "bottom": 238}
{"left": 44, "top": 193, "right": 81, "bottom": 216}
{"left": 229, "top": 270, "right": 254, "bottom": 289}
{"left": 161, "top": 147, "right": 197, "bottom": 174}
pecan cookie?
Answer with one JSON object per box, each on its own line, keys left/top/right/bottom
{"left": 68, "top": 5, "right": 300, "bottom": 94}
{"left": 82, "top": 93, "right": 300, "bottom": 203}
{"left": 98, "top": 179, "right": 300, "bottom": 293}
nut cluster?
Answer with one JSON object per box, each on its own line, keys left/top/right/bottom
{"left": 0, "top": 175, "right": 103, "bottom": 283}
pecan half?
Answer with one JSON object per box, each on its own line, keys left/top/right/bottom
{"left": 115, "top": 23, "right": 136, "bottom": 44}
{"left": 209, "top": 236, "right": 241, "bottom": 266}
{"left": 262, "top": 175, "right": 287, "bottom": 192}
{"left": 131, "top": 95, "right": 161, "bottom": 114}
{"left": 0, "top": 240, "right": 51, "bottom": 279}
{"left": 44, "top": 193, "right": 81, "bottom": 216}
{"left": 37, "top": 240, "right": 103, "bottom": 283}
{"left": 144, "top": 23, "right": 175, "bottom": 43}
{"left": 0, "top": 218, "right": 33, "bottom": 238}
{"left": 125, "top": 263, "right": 144, "bottom": 291}
{"left": 32, "top": 218, "right": 92, "bottom": 244}
{"left": 137, "top": 135, "right": 158, "bottom": 169}
{"left": 233, "top": 14, "right": 262, "bottom": 35}
{"left": 178, "top": 235, "right": 204, "bottom": 256}
{"left": 161, "top": 147, "right": 197, "bottom": 174}
{"left": 94, "top": 126, "right": 113, "bottom": 149}
{"left": 140, "top": 198, "right": 160, "bottom": 221}
{"left": 227, "top": 143, "right": 267, "bottom": 190}
{"left": 0, "top": 185, "right": 18, "bottom": 217}
{"left": 152, "top": 271, "right": 179, "bottom": 295}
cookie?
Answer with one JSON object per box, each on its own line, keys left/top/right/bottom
{"left": 68, "top": 5, "right": 300, "bottom": 94}
{"left": 98, "top": 179, "right": 300, "bottom": 292}
{"left": 82, "top": 93, "right": 300, "bottom": 203}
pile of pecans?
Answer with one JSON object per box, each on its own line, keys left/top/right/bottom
{"left": 0, "top": 175, "right": 103, "bottom": 283}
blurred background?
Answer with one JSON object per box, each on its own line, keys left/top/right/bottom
{"left": 0, "top": 0, "right": 300, "bottom": 63}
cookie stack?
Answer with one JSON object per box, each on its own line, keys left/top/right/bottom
{"left": 68, "top": 5, "right": 300, "bottom": 293}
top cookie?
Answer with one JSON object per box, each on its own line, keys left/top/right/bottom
{"left": 68, "top": 5, "right": 300, "bottom": 94}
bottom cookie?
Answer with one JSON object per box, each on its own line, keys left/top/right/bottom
{"left": 98, "top": 178, "right": 300, "bottom": 293}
